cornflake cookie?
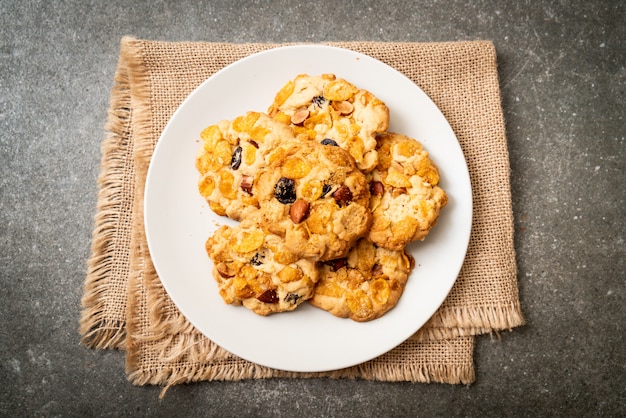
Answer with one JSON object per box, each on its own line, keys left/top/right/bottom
{"left": 368, "top": 132, "right": 448, "bottom": 251}
{"left": 206, "top": 218, "right": 319, "bottom": 316}
{"left": 254, "top": 138, "right": 372, "bottom": 262}
{"left": 196, "top": 111, "right": 296, "bottom": 220}
{"left": 268, "top": 74, "right": 389, "bottom": 172}
{"left": 310, "top": 238, "right": 415, "bottom": 322}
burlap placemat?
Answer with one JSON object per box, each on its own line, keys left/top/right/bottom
{"left": 80, "top": 37, "right": 524, "bottom": 392}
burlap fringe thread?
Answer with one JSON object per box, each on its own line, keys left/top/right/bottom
{"left": 79, "top": 52, "right": 135, "bottom": 350}
{"left": 131, "top": 38, "right": 476, "bottom": 393}
{"left": 80, "top": 37, "right": 524, "bottom": 394}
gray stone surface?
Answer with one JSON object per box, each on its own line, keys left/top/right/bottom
{"left": 1, "top": 0, "right": 624, "bottom": 416}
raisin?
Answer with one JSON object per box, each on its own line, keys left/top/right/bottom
{"left": 320, "top": 138, "right": 338, "bottom": 147}
{"left": 250, "top": 252, "right": 264, "bottom": 266}
{"left": 230, "top": 146, "right": 242, "bottom": 170}
{"left": 248, "top": 140, "right": 259, "bottom": 148}
{"left": 312, "top": 95, "right": 327, "bottom": 107}
{"left": 321, "top": 183, "right": 333, "bottom": 197}
{"left": 274, "top": 177, "right": 296, "bottom": 204}
{"left": 323, "top": 258, "right": 347, "bottom": 272}
{"left": 370, "top": 181, "right": 384, "bottom": 196}
{"left": 257, "top": 289, "right": 278, "bottom": 303}
{"left": 285, "top": 292, "right": 302, "bottom": 305}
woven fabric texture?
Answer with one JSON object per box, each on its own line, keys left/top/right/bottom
{"left": 80, "top": 38, "right": 524, "bottom": 392}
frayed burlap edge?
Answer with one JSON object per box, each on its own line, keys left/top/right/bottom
{"left": 79, "top": 38, "right": 525, "bottom": 351}
{"left": 79, "top": 45, "right": 135, "bottom": 350}
{"left": 124, "top": 254, "right": 483, "bottom": 393}
{"left": 128, "top": 279, "right": 476, "bottom": 396}
{"left": 116, "top": 37, "right": 164, "bottom": 380}
{"left": 113, "top": 37, "right": 478, "bottom": 392}
{"left": 153, "top": 350, "right": 476, "bottom": 398}
{"left": 424, "top": 303, "right": 526, "bottom": 334}
{"left": 78, "top": 37, "right": 529, "bottom": 392}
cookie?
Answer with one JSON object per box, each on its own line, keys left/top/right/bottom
{"left": 367, "top": 132, "right": 448, "bottom": 250}
{"left": 309, "top": 238, "right": 415, "bottom": 322}
{"left": 195, "top": 111, "right": 296, "bottom": 220}
{"left": 205, "top": 218, "right": 319, "bottom": 316}
{"left": 268, "top": 73, "right": 389, "bottom": 172}
{"left": 253, "top": 138, "right": 372, "bottom": 262}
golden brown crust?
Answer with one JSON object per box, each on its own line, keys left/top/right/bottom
{"left": 198, "top": 78, "right": 447, "bottom": 321}
{"left": 255, "top": 139, "right": 372, "bottom": 261}
{"left": 309, "top": 239, "right": 415, "bottom": 322}
{"left": 195, "top": 111, "right": 296, "bottom": 220}
{"left": 367, "top": 132, "right": 448, "bottom": 251}
{"left": 205, "top": 218, "right": 319, "bottom": 315}
{"left": 268, "top": 74, "right": 389, "bottom": 172}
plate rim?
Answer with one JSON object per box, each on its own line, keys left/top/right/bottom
{"left": 144, "top": 44, "right": 473, "bottom": 372}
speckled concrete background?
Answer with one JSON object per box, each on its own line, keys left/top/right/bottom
{"left": 1, "top": 1, "right": 624, "bottom": 416}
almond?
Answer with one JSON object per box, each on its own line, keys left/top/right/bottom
{"left": 289, "top": 199, "right": 310, "bottom": 224}
{"left": 216, "top": 262, "right": 235, "bottom": 278}
{"left": 332, "top": 185, "right": 353, "bottom": 206}
{"left": 331, "top": 100, "right": 354, "bottom": 115}
{"left": 240, "top": 175, "right": 253, "bottom": 194}
{"left": 391, "top": 160, "right": 405, "bottom": 173}
{"left": 392, "top": 187, "right": 407, "bottom": 198}
{"left": 291, "top": 107, "right": 309, "bottom": 125}
{"left": 392, "top": 159, "right": 416, "bottom": 175}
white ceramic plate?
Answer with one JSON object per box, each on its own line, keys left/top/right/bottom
{"left": 144, "top": 45, "right": 472, "bottom": 373}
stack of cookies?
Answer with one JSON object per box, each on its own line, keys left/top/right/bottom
{"left": 196, "top": 74, "right": 448, "bottom": 321}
